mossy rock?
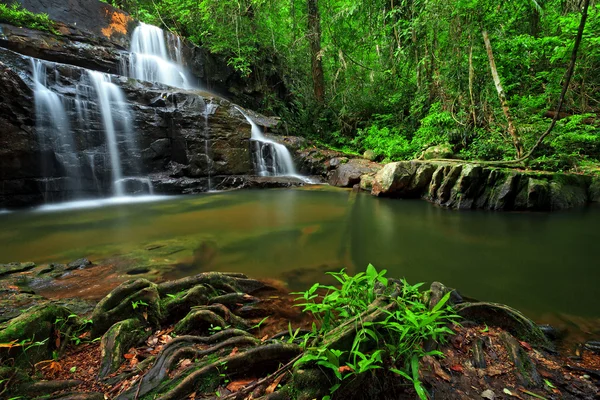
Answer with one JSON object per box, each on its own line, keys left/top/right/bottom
{"left": 0, "top": 261, "right": 36, "bottom": 277}
{"left": 363, "top": 150, "right": 377, "bottom": 161}
{"left": 98, "top": 318, "right": 150, "bottom": 379}
{"left": 456, "top": 302, "right": 551, "bottom": 349}
{"left": 589, "top": 176, "right": 600, "bottom": 202}
{"left": 359, "top": 174, "right": 374, "bottom": 191}
{"left": 549, "top": 174, "right": 588, "bottom": 210}
{"left": 91, "top": 279, "right": 161, "bottom": 337}
{"left": 0, "top": 304, "right": 74, "bottom": 366}
{"left": 423, "top": 144, "right": 453, "bottom": 160}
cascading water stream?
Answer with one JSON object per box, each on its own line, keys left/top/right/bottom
{"left": 236, "top": 107, "right": 300, "bottom": 177}
{"left": 88, "top": 71, "right": 126, "bottom": 196}
{"left": 203, "top": 102, "right": 219, "bottom": 191}
{"left": 31, "top": 59, "right": 82, "bottom": 198}
{"left": 128, "top": 23, "right": 190, "bottom": 89}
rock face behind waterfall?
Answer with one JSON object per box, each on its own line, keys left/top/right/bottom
{"left": 0, "top": 0, "right": 293, "bottom": 207}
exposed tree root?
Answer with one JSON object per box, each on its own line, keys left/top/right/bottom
{"left": 157, "top": 343, "right": 301, "bottom": 400}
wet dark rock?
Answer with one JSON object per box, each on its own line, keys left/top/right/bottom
{"left": 427, "top": 281, "right": 463, "bottom": 310}
{"left": 0, "top": 291, "right": 45, "bottom": 323}
{"left": 66, "top": 258, "right": 92, "bottom": 271}
{"left": 0, "top": 262, "right": 36, "bottom": 276}
{"left": 538, "top": 324, "right": 563, "bottom": 341}
{"left": 584, "top": 341, "right": 600, "bottom": 354}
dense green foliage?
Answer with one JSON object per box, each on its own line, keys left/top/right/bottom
{"left": 293, "top": 265, "right": 457, "bottom": 399}
{"left": 0, "top": 3, "right": 59, "bottom": 34}
{"left": 105, "top": 0, "right": 598, "bottom": 169}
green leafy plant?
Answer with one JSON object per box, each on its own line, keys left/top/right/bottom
{"left": 131, "top": 300, "right": 148, "bottom": 310}
{"left": 0, "top": 3, "right": 59, "bottom": 34}
{"left": 293, "top": 264, "right": 458, "bottom": 399}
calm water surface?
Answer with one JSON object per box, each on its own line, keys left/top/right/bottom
{"left": 0, "top": 187, "right": 598, "bottom": 322}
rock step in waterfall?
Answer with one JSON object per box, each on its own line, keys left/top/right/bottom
{"left": 18, "top": 20, "right": 306, "bottom": 206}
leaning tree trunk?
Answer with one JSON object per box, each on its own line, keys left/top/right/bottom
{"left": 482, "top": 30, "right": 524, "bottom": 159}
{"left": 307, "top": 0, "right": 325, "bottom": 104}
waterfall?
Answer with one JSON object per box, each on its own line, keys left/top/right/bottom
{"left": 203, "top": 102, "right": 219, "bottom": 191}
{"left": 236, "top": 108, "right": 299, "bottom": 177}
{"left": 86, "top": 70, "right": 152, "bottom": 197}
{"left": 31, "top": 59, "right": 82, "bottom": 198}
{"left": 87, "top": 71, "right": 127, "bottom": 196}
{"left": 128, "top": 23, "right": 190, "bottom": 89}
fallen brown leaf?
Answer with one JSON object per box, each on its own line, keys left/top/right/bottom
{"left": 266, "top": 373, "right": 286, "bottom": 394}
{"left": 519, "top": 341, "right": 533, "bottom": 352}
{"left": 226, "top": 378, "right": 255, "bottom": 392}
{"left": 261, "top": 335, "right": 268, "bottom": 342}
{"left": 450, "top": 364, "right": 463, "bottom": 373}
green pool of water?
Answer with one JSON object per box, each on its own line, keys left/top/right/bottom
{"left": 1, "top": 187, "right": 599, "bottom": 322}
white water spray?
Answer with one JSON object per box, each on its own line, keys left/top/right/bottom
{"left": 236, "top": 108, "right": 301, "bottom": 177}
{"left": 129, "top": 23, "right": 190, "bottom": 88}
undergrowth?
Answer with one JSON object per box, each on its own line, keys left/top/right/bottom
{"left": 0, "top": 3, "right": 59, "bottom": 34}
{"left": 292, "top": 264, "right": 458, "bottom": 400}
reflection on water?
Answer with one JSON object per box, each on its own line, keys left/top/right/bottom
{"left": 0, "top": 187, "right": 599, "bottom": 322}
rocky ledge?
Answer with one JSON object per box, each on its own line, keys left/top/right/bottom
{"left": 295, "top": 147, "right": 600, "bottom": 211}
{"left": 367, "top": 161, "right": 600, "bottom": 211}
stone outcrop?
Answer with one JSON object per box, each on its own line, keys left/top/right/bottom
{"left": 370, "top": 160, "right": 593, "bottom": 211}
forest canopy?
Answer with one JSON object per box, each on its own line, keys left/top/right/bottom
{"left": 105, "top": 0, "right": 599, "bottom": 170}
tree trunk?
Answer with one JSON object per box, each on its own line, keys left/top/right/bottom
{"left": 468, "top": 41, "right": 476, "bottom": 127}
{"left": 307, "top": 0, "right": 325, "bottom": 103}
{"left": 482, "top": 30, "right": 524, "bottom": 158}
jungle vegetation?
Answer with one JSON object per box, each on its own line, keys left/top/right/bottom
{"left": 103, "top": 0, "right": 598, "bottom": 170}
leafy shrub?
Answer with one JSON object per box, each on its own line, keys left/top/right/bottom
{"left": 293, "top": 265, "right": 458, "bottom": 400}
{"left": 0, "top": 3, "right": 59, "bottom": 34}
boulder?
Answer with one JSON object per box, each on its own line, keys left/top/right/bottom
{"left": 328, "top": 158, "right": 380, "bottom": 188}
{"left": 363, "top": 149, "right": 377, "bottom": 161}
{"left": 371, "top": 161, "right": 434, "bottom": 197}
{"left": 422, "top": 144, "right": 453, "bottom": 160}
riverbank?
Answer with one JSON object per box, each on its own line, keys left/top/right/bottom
{"left": 296, "top": 146, "right": 600, "bottom": 211}
{"left": 0, "top": 269, "right": 598, "bottom": 399}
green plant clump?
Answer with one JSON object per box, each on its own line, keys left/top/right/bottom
{"left": 0, "top": 3, "right": 59, "bottom": 34}
{"left": 293, "top": 264, "right": 458, "bottom": 399}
